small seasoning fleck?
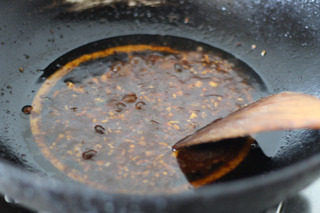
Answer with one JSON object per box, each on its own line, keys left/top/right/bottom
{"left": 195, "top": 81, "right": 203, "bottom": 88}
{"left": 174, "top": 64, "right": 183, "bottom": 72}
{"left": 135, "top": 101, "right": 146, "bottom": 110}
{"left": 65, "top": 81, "right": 74, "bottom": 88}
{"left": 19, "top": 67, "right": 24, "bottom": 73}
{"left": 189, "top": 112, "right": 198, "bottom": 119}
{"left": 94, "top": 125, "right": 105, "bottom": 134}
{"left": 235, "top": 42, "right": 242, "bottom": 47}
{"left": 196, "top": 46, "right": 203, "bottom": 52}
{"left": 173, "top": 124, "right": 180, "bottom": 130}
{"left": 22, "top": 105, "right": 33, "bottom": 114}
{"left": 150, "top": 120, "right": 160, "bottom": 125}
{"left": 261, "top": 50, "right": 267, "bottom": 56}
{"left": 70, "top": 107, "right": 78, "bottom": 112}
{"left": 115, "top": 102, "right": 126, "bottom": 112}
{"left": 122, "top": 93, "right": 138, "bottom": 103}
{"left": 184, "top": 17, "right": 189, "bottom": 24}
{"left": 209, "top": 81, "right": 218, "bottom": 87}
{"left": 202, "top": 54, "right": 210, "bottom": 64}
{"left": 82, "top": 149, "right": 97, "bottom": 160}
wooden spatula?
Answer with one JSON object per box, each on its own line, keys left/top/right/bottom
{"left": 173, "top": 92, "right": 320, "bottom": 150}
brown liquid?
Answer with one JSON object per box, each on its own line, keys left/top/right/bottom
{"left": 176, "top": 137, "right": 254, "bottom": 187}
{"left": 30, "top": 36, "right": 264, "bottom": 194}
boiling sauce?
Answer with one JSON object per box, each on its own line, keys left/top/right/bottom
{"left": 30, "top": 35, "right": 266, "bottom": 194}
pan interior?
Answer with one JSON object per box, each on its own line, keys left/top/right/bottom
{"left": 1, "top": 1, "right": 320, "bottom": 212}
{"left": 28, "top": 35, "right": 268, "bottom": 194}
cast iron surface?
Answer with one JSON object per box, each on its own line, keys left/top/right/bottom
{"left": 1, "top": 0, "right": 320, "bottom": 212}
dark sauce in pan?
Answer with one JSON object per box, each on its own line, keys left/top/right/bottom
{"left": 30, "top": 35, "right": 268, "bottom": 194}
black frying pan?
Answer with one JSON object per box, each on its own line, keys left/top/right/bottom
{"left": 1, "top": 0, "right": 320, "bottom": 212}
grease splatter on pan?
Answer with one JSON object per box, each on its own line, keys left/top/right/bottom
{"left": 30, "top": 35, "right": 266, "bottom": 194}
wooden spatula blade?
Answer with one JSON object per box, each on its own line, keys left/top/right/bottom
{"left": 173, "top": 92, "right": 320, "bottom": 150}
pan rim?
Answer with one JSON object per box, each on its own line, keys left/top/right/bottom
{"left": 0, "top": 147, "right": 319, "bottom": 203}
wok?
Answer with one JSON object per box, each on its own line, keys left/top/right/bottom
{"left": 1, "top": 0, "right": 320, "bottom": 212}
